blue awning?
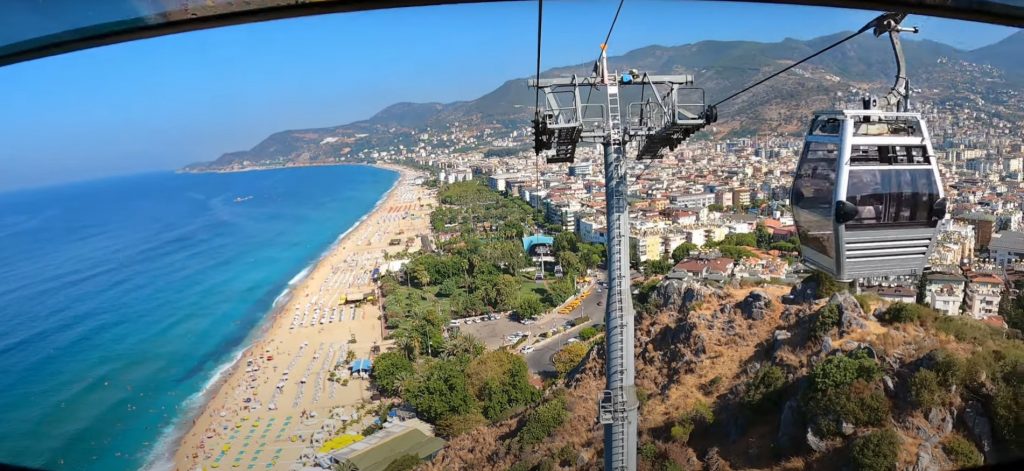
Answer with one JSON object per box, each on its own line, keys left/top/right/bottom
{"left": 350, "top": 358, "right": 372, "bottom": 372}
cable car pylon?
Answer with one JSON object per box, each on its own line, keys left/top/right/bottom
{"left": 529, "top": 39, "right": 712, "bottom": 471}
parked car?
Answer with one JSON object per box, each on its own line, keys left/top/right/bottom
{"left": 521, "top": 345, "right": 535, "bottom": 354}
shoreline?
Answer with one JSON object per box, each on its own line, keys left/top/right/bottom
{"left": 176, "top": 161, "right": 387, "bottom": 175}
{"left": 151, "top": 163, "right": 428, "bottom": 471}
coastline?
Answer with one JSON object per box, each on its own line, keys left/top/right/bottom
{"left": 154, "top": 163, "right": 431, "bottom": 471}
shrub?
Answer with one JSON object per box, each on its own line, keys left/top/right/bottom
{"left": 670, "top": 401, "right": 715, "bottom": 444}
{"left": 805, "top": 352, "right": 888, "bottom": 436}
{"left": 556, "top": 445, "right": 575, "bottom": 467}
{"left": 930, "top": 349, "right": 966, "bottom": 389}
{"left": 942, "top": 435, "right": 983, "bottom": 468}
{"left": 812, "top": 304, "right": 841, "bottom": 338}
{"left": 701, "top": 375, "right": 723, "bottom": 395}
{"left": 670, "top": 422, "right": 694, "bottom": 443}
{"left": 805, "top": 270, "right": 842, "bottom": 299}
{"left": 909, "top": 368, "right": 945, "bottom": 409}
{"left": 382, "top": 454, "right": 421, "bottom": 471}
{"left": 552, "top": 342, "right": 590, "bottom": 376}
{"left": 578, "top": 326, "right": 599, "bottom": 341}
{"left": 638, "top": 442, "right": 659, "bottom": 462}
{"left": 743, "top": 365, "right": 786, "bottom": 410}
{"left": 436, "top": 411, "right": 487, "bottom": 438}
{"left": 854, "top": 293, "right": 879, "bottom": 314}
{"left": 877, "top": 302, "right": 936, "bottom": 324}
{"left": 405, "top": 359, "right": 477, "bottom": 423}
{"left": 518, "top": 396, "right": 568, "bottom": 446}
{"left": 850, "top": 428, "right": 900, "bottom": 471}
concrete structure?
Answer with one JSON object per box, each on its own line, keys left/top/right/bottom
{"left": 714, "top": 188, "right": 733, "bottom": 208}
{"left": 924, "top": 271, "right": 967, "bottom": 316}
{"left": 965, "top": 273, "right": 1003, "bottom": 319}
{"left": 989, "top": 231, "right": 1024, "bottom": 267}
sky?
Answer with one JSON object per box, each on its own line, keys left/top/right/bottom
{"left": 0, "top": 0, "right": 1018, "bottom": 192}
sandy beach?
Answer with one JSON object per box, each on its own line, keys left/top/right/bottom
{"left": 170, "top": 164, "right": 434, "bottom": 471}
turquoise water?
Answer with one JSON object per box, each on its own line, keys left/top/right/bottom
{"left": 0, "top": 165, "right": 397, "bottom": 471}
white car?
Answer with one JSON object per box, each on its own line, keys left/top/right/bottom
{"left": 567, "top": 338, "right": 580, "bottom": 344}
{"left": 521, "top": 345, "right": 535, "bottom": 354}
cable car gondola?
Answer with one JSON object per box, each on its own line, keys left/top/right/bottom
{"left": 792, "top": 109, "right": 945, "bottom": 281}
{"left": 791, "top": 13, "right": 946, "bottom": 281}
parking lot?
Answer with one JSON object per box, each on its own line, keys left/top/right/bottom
{"left": 457, "top": 272, "right": 607, "bottom": 373}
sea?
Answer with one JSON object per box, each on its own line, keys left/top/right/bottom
{"left": 0, "top": 165, "right": 398, "bottom": 471}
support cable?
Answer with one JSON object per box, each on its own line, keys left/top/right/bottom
{"left": 709, "top": 12, "right": 907, "bottom": 108}
{"left": 583, "top": 0, "right": 626, "bottom": 118}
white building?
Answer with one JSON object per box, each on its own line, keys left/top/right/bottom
{"left": 965, "top": 274, "right": 1003, "bottom": 319}
{"left": 924, "top": 272, "right": 967, "bottom": 316}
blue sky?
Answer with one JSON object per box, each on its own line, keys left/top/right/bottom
{"left": 0, "top": 0, "right": 1017, "bottom": 192}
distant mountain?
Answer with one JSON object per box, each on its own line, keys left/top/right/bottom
{"left": 965, "top": 30, "right": 1024, "bottom": 75}
{"left": 184, "top": 32, "right": 1022, "bottom": 171}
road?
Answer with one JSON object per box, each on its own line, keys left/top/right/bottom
{"left": 458, "top": 272, "right": 607, "bottom": 376}
{"left": 525, "top": 276, "right": 606, "bottom": 376}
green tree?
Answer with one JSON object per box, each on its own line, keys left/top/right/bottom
{"left": 494, "top": 274, "right": 521, "bottom": 311}
{"left": 514, "top": 292, "right": 545, "bottom": 319}
{"left": 466, "top": 351, "right": 540, "bottom": 421}
{"left": 718, "top": 245, "right": 755, "bottom": 260}
{"left": 642, "top": 257, "right": 674, "bottom": 276}
{"left": 405, "top": 359, "right": 477, "bottom": 423}
{"left": 916, "top": 274, "right": 929, "bottom": 305}
{"left": 371, "top": 351, "right": 414, "bottom": 396}
{"left": 671, "top": 242, "right": 698, "bottom": 263}
{"left": 578, "top": 326, "right": 599, "bottom": 341}
{"left": 553, "top": 231, "right": 580, "bottom": 255}
{"left": 755, "top": 224, "right": 773, "bottom": 249}
{"left": 804, "top": 351, "right": 888, "bottom": 436}
{"left": 518, "top": 396, "right": 568, "bottom": 446}
{"left": 579, "top": 243, "right": 605, "bottom": 269}
{"left": 556, "top": 251, "right": 584, "bottom": 279}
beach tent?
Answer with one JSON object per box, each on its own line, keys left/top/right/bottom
{"left": 350, "top": 358, "right": 372, "bottom": 374}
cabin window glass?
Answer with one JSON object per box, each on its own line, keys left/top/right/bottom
{"left": 853, "top": 118, "right": 923, "bottom": 137}
{"left": 810, "top": 117, "right": 841, "bottom": 136}
{"left": 850, "top": 145, "right": 930, "bottom": 165}
{"left": 792, "top": 142, "right": 838, "bottom": 258}
{"left": 845, "top": 169, "right": 939, "bottom": 227}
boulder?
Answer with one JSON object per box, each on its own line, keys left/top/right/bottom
{"left": 883, "top": 375, "right": 896, "bottom": 394}
{"left": 821, "top": 336, "right": 834, "bottom": 355}
{"left": 912, "top": 443, "right": 939, "bottom": 471}
{"left": 829, "top": 292, "right": 868, "bottom": 336}
{"left": 704, "top": 447, "right": 724, "bottom": 471}
{"left": 928, "top": 407, "right": 955, "bottom": 436}
{"left": 962, "top": 401, "right": 995, "bottom": 463}
{"left": 772, "top": 330, "right": 792, "bottom": 354}
{"left": 738, "top": 290, "right": 773, "bottom": 321}
{"left": 777, "top": 398, "right": 802, "bottom": 451}
{"left": 787, "top": 278, "right": 820, "bottom": 304}
{"left": 841, "top": 421, "right": 855, "bottom": 436}
{"left": 652, "top": 279, "right": 705, "bottom": 313}
{"left": 806, "top": 428, "right": 828, "bottom": 453}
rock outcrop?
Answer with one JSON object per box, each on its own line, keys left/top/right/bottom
{"left": 738, "top": 290, "right": 772, "bottom": 321}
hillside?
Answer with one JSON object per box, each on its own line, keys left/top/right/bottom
{"left": 421, "top": 280, "right": 1024, "bottom": 470}
{"left": 183, "top": 31, "right": 1024, "bottom": 171}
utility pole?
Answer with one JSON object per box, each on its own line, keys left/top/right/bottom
{"left": 530, "top": 45, "right": 712, "bottom": 471}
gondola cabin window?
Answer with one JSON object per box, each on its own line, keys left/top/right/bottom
{"left": 792, "top": 141, "right": 838, "bottom": 259}
{"left": 845, "top": 168, "right": 940, "bottom": 227}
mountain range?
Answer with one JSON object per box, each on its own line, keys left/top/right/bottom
{"left": 184, "top": 30, "right": 1024, "bottom": 171}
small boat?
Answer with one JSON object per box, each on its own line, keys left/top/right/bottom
{"left": 233, "top": 195, "right": 253, "bottom": 203}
